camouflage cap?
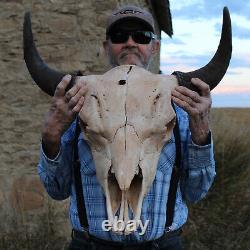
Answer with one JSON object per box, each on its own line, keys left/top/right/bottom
{"left": 106, "top": 5, "right": 155, "bottom": 34}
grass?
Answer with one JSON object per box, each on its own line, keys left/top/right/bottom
{"left": 183, "top": 108, "right": 250, "bottom": 250}
{"left": 0, "top": 198, "right": 69, "bottom": 250}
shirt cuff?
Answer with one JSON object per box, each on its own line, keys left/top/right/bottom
{"left": 188, "top": 132, "right": 214, "bottom": 169}
{"left": 40, "top": 142, "right": 62, "bottom": 167}
{"left": 190, "top": 131, "right": 211, "bottom": 146}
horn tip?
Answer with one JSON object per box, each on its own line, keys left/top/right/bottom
{"left": 24, "top": 11, "right": 31, "bottom": 23}
{"left": 23, "top": 11, "right": 32, "bottom": 32}
{"left": 223, "top": 6, "right": 230, "bottom": 16}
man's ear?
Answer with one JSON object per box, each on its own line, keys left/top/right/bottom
{"left": 151, "top": 40, "right": 160, "bottom": 55}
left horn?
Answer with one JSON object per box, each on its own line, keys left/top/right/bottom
{"left": 172, "top": 7, "right": 232, "bottom": 91}
{"left": 23, "top": 12, "right": 71, "bottom": 96}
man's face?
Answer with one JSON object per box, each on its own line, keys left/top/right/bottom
{"left": 103, "top": 21, "right": 160, "bottom": 69}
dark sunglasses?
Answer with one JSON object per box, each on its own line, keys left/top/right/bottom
{"left": 108, "top": 30, "right": 157, "bottom": 44}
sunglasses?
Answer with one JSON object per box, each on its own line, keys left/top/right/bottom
{"left": 108, "top": 31, "right": 157, "bottom": 44}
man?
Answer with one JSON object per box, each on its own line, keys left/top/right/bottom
{"left": 39, "top": 5, "right": 215, "bottom": 250}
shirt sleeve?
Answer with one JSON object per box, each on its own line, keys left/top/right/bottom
{"left": 38, "top": 121, "right": 76, "bottom": 200}
{"left": 176, "top": 107, "right": 216, "bottom": 203}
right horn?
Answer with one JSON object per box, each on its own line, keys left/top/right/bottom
{"left": 172, "top": 7, "right": 232, "bottom": 91}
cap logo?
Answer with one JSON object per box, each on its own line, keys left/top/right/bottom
{"left": 114, "top": 9, "right": 143, "bottom": 16}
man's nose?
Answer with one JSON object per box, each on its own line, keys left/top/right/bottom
{"left": 125, "top": 35, "right": 137, "bottom": 46}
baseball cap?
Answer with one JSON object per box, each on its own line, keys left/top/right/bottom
{"left": 106, "top": 5, "right": 155, "bottom": 34}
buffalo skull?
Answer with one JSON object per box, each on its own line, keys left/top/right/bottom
{"left": 77, "top": 65, "right": 177, "bottom": 232}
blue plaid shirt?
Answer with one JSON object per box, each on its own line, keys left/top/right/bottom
{"left": 38, "top": 105, "right": 215, "bottom": 242}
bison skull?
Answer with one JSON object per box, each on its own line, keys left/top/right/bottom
{"left": 78, "top": 65, "right": 177, "bottom": 234}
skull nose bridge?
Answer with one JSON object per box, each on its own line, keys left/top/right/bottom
{"left": 111, "top": 123, "right": 141, "bottom": 191}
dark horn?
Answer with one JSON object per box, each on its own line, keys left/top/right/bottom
{"left": 172, "top": 7, "right": 232, "bottom": 91}
{"left": 23, "top": 12, "right": 69, "bottom": 96}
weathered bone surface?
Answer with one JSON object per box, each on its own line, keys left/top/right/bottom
{"left": 78, "top": 65, "right": 178, "bottom": 234}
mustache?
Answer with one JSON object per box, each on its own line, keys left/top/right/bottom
{"left": 119, "top": 47, "right": 142, "bottom": 60}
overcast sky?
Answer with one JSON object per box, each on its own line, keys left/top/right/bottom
{"left": 160, "top": 0, "right": 250, "bottom": 107}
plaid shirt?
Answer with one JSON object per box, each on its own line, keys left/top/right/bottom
{"left": 38, "top": 105, "right": 215, "bottom": 242}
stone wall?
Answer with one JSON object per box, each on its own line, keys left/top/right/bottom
{"left": 0, "top": 0, "right": 160, "bottom": 248}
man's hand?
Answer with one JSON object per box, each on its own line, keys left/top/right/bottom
{"left": 171, "top": 78, "right": 212, "bottom": 145}
{"left": 42, "top": 75, "right": 87, "bottom": 158}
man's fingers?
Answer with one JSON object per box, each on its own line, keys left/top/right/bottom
{"left": 65, "top": 80, "right": 81, "bottom": 101}
{"left": 172, "top": 96, "right": 197, "bottom": 114}
{"left": 65, "top": 79, "right": 87, "bottom": 101}
{"left": 67, "top": 83, "right": 87, "bottom": 108}
{"left": 72, "top": 96, "right": 85, "bottom": 113}
{"left": 172, "top": 87, "right": 201, "bottom": 106}
{"left": 54, "top": 75, "right": 72, "bottom": 97}
{"left": 191, "top": 78, "right": 211, "bottom": 97}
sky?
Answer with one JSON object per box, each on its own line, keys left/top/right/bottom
{"left": 160, "top": 0, "right": 250, "bottom": 107}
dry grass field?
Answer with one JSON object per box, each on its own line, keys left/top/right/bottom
{"left": 1, "top": 108, "right": 249, "bottom": 250}
{"left": 183, "top": 108, "right": 250, "bottom": 250}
